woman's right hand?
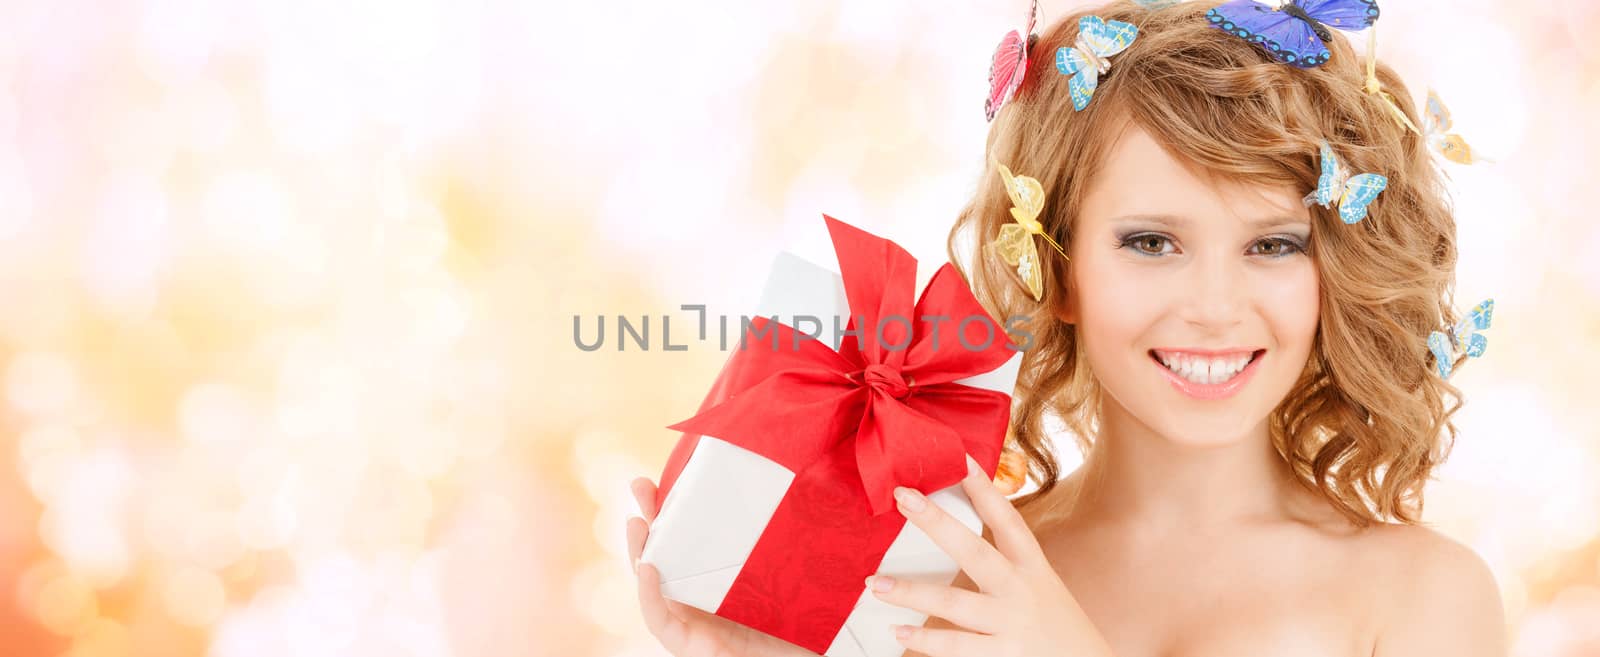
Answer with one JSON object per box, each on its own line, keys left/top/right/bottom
{"left": 627, "top": 477, "right": 823, "bottom": 657}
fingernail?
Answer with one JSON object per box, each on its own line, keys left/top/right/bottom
{"left": 893, "top": 487, "right": 926, "bottom": 513}
{"left": 894, "top": 625, "right": 912, "bottom": 640}
{"left": 868, "top": 575, "right": 895, "bottom": 593}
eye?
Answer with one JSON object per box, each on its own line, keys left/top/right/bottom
{"left": 1249, "top": 236, "right": 1308, "bottom": 257}
{"left": 1119, "top": 233, "right": 1178, "bottom": 256}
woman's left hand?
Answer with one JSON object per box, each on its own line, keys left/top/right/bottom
{"left": 866, "top": 458, "right": 1115, "bottom": 657}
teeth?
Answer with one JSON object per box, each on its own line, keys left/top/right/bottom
{"left": 1155, "top": 351, "right": 1254, "bottom": 385}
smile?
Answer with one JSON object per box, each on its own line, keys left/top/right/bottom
{"left": 1148, "top": 348, "right": 1266, "bottom": 400}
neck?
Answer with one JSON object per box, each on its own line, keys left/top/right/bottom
{"left": 1064, "top": 394, "right": 1307, "bottom": 534}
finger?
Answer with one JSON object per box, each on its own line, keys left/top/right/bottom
{"left": 960, "top": 457, "right": 1050, "bottom": 570}
{"left": 867, "top": 574, "right": 1003, "bottom": 634}
{"left": 636, "top": 561, "right": 691, "bottom": 652}
{"left": 892, "top": 623, "right": 991, "bottom": 657}
{"left": 894, "top": 486, "right": 1016, "bottom": 594}
{"left": 626, "top": 515, "right": 648, "bottom": 567}
{"left": 631, "top": 477, "right": 660, "bottom": 522}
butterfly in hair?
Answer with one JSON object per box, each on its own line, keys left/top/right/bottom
{"left": 1428, "top": 299, "right": 1493, "bottom": 379}
{"left": 1303, "top": 141, "right": 1387, "bottom": 224}
{"left": 1423, "top": 89, "right": 1486, "bottom": 165}
{"left": 987, "top": 163, "right": 1068, "bottom": 302}
{"left": 1206, "top": 0, "right": 1380, "bottom": 68}
{"left": 986, "top": 0, "right": 1040, "bottom": 121}
{"left": 1054, "top": 15, "right": 1139, "bottom": 111}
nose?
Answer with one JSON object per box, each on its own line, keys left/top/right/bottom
{"left": 1179, "top": 252, "right": 1247, "bottom": 331}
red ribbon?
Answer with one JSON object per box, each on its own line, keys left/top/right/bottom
{"left": 654, "top": 216, "right": 1017, "bottom": 653}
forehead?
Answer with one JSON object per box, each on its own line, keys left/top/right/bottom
{"left": 1079, "top": 124, "right": 1308, "bottom": 230}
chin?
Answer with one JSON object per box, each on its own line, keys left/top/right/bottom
{"left": 1150, "top": 413, "right": 1266, "bottom": 449}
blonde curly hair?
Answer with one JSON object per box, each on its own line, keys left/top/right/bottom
{"left": 953, "top": 0, "right": 1469, "bottom": 526}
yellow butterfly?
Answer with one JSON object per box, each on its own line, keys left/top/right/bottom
{"left": 1364, "top": 27, "right": 1420, "bottom": 135}
{"left": 1423, "top": 88, "right": 1484, "bottom": 165}
{"left": 987, "top": 162, "right": 1068, "bottom": 302}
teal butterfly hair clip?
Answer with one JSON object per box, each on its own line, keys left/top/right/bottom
{"left": 1428, "top": 299, "right": 1493, "bottom": 379}
{"left": 1303, "top": 141, "right": 1387, "bottom": 224}
{"left": 1054, "top": 15, "right": 1139, "bottom": 111}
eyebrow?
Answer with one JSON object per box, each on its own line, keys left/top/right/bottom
{"left": 1107, "top": 213, "right": 1310, "bottom": 231}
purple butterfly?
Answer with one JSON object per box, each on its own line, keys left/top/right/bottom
{"left": 1206, "top": 0, "right": 1380, "bottom": 68}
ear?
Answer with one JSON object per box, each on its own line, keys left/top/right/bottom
{"left": 1051, "top": 264, "right": 1079, "bottom": 325}
{"left": 1053, "top": 296, "right": 1078, "bottom": 326}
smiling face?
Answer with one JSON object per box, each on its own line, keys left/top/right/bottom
{"left": 1059, "top": 125, "right": 1321, "bottom": 447}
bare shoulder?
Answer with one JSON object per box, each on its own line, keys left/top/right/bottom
{"left": 1358, "top": 523, "right": 1508, "bottom": 657}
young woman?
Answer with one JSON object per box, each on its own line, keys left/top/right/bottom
{"left": 626, "top": 2, "right": 1506, "bottom": 656}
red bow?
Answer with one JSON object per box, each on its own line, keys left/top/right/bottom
{"left": 668, "top": 216, "right": 1017, "bottom": 516}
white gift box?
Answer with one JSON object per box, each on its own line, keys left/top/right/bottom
{"left": 641, "top": 250, "right": 1023, "bottom": 657}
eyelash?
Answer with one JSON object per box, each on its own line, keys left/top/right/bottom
{"left": 1114, "top": 233, "right": 1308, "bottom": 258}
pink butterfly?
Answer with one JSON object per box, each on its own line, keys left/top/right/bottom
{"left": 985, "top": 0, "right": 1040, "bottom": 122}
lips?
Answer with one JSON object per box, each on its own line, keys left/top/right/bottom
{"left": 1147, "top": 348, "right": 1267, "bottom": 400}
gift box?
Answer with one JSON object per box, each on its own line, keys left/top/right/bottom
{"left": 640, "top": 216, "right": 1023, "bottom": 657}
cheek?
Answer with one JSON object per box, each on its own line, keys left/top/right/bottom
{"left": 1263, "top": 262, "right": 1321, "bottom": 350}
{"left": 1072, "top": 259, "right": 1166, "bottom": 347}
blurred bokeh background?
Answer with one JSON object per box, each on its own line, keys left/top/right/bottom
{"left": 0, "top": 0, "right": 1596, "bottom": 655}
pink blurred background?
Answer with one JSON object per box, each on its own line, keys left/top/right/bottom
{"left": 1, "top": 0, "right": 1597, "bottom": 655}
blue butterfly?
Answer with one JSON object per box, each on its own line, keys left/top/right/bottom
{"left": 1206, "top": 0, "right": 1381, "bottom": 68}
{"left": 1428, "top": 299, "right": 1493, "bottom": 379}
{"left": 1303, "top": 141, "right": 1386, "bottom": 224}
{"left": 1054, "top": 15, "right": 1139, "bottom": 111}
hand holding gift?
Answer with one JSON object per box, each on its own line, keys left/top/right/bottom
{"left": 629, "top": 476, "right": 823, "bottom": 657}
{"left": 869, "top": 460, "right": 1115, "bottom": 657}
{"left": 631, "top": 458, "right": 1117, "bottom": 657}
{"left": 629, "top": 216, "right": 1031, "bottom": 657}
